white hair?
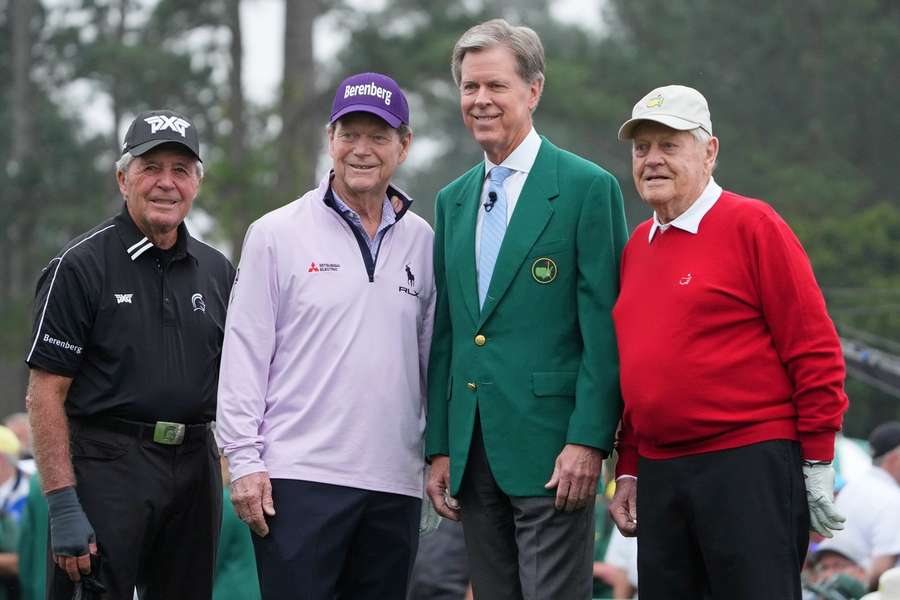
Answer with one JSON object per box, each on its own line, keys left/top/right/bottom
{"left": 115, "top": 151, "right": 204, "bottom": 180}
{"left": 691, "top": 127, "right": 717, "bottom": 170}
{"left": 690, "top": 127, "right": 712, "bottom": 144}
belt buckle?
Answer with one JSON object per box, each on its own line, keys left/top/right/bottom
{"left": 153, "top": 421, "right": 186, "bottom": 445}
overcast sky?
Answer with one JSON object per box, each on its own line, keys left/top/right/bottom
{"left": 240, "top": 0, "right": 603, "bottom": 104}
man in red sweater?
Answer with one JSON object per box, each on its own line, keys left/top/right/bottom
{"left": 608, "top": 85, "right": 849, "bottom": 600}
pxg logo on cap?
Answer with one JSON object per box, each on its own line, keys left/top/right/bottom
{"left": 330, "top": 72, "right": 410, "bottom": 129}
{"left": 122, "top": 109, "right": 202, "bottom": 161}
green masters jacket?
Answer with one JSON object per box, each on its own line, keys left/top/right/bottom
{"left": 425, "top": 137, "right": 629, "bottom": 496}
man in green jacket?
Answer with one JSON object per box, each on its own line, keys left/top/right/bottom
{"left": 425, "top": 18, "right": 628, "bottom": 600}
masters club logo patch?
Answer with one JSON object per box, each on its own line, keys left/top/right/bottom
{"left": 531, "top": 258, "right": 557, "bottom": 284}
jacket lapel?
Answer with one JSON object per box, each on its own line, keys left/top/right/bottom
{"left": 450, "top": 166, "right": 485, "bottom": 324}
{"left": 478, "top": 139, "right": 559, "bottom": 326}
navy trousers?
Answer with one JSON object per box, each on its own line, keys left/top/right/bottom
{"left": 252, "top": 479, "right": 421, "bottom": 600}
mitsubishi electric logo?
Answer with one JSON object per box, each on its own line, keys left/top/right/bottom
{"left": 308, "top": 262, "right": 340, "bottom": 273}
{"left": 114, "top": 293, "right": 133, "bottom": 304}
{"left": 144, "top": 115, "right": 191, "bottom": 137}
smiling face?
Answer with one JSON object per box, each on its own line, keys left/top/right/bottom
{"left": 117, "top": 144, "right": 201, "bottom": 248}
{"left": 328, "top": 112, "right": 411, "bottom": 206}
{"left": 459, "top": 45, "right": 542, "bottom": 164}
{"left": 631, "top": 121, "right": 718, "bottom": 222}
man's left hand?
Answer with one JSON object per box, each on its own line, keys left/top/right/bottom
{"left": 544, "top": 443, "right": 603, "bottom": 511}
{"left": 803, "top": 461, "right": 846, "bottom": 538}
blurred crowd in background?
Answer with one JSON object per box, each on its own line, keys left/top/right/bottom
{"left": 0, "top": 412, "right": 895, "bottom": 600}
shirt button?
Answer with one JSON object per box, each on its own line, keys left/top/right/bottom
{"left": 474, "top": 334, "right": 486, "bottom": 346}
{"left": 467, "top": 382, "right": 477, "bottom": 391}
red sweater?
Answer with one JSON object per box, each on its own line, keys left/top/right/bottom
{"left": 613, "top": 191, "right": 847, "bottom": 476}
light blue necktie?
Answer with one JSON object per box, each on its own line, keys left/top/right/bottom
{"left": 478, "top": 166, "right": 513, "bottom": 308}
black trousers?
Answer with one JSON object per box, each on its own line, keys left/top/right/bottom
{"left": 48, "top": 419, "right": 222, "bottom": 600}
{"left": 636, "top": 440, "right": 809, "bottom": 600}
{"left": 252, "top": 479, "right": 421, "bottom": 600}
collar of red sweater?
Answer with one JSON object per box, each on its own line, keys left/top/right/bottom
{"left": 649, "top": 177, "right": 723, "bottom": 243}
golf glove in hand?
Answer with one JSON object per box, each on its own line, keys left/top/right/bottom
{"left": 47, "top": 487, "right": 95, "bottom": 556}
{"left": 803, "top": 461, "right": 846, "bottom": 538}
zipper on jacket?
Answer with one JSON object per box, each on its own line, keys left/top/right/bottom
{"left": 336, "top": 210, "right": 394, "bottom": 283}
{"left": 323, "top": 182, "right": 409, "bottom": 283}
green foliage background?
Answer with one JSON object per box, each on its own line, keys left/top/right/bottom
{"left": 1, "top": 0, "right": 897, "bottom": 433}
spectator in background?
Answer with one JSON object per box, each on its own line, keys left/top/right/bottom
{"left": 16, "top": 472, "right": 47, "bottom": 600}
{"left": 592, "top": 478, "right": 637, "bottom": 599}
{"left": 407, "top": 520, "right": 470, "bottom": 600}
{"left": 804, "top": 538, "right": 869, "bottom": 600}
{"left": 214, "top": 456, "right": 260, "bottom": 600}
{"left": 0, "top": 425, "right": 29, "bottom": 600}
{"left": 4, "top": 413, "right": 34, "bottom": 466}
{"left": 832, "top": 422, "right": 900, "bottom": 591}
{"left": 599, "top": 527, "right": 638, "bottom": 599}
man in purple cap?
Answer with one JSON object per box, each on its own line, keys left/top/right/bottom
{"left": 25, "top": 108, "right": 235, "bottom": 599}
{"left": 216, "top": 72, "right": 435, "bottom": 599}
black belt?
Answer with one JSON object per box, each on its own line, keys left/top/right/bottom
{"left": 76, "top": 416, "right": 211, "bottom": 446}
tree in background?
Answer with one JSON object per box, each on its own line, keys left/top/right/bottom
{"left": 334, "top": 0, "right": 900, "bottom": 432}
{"left": 0, "top": 0, "right": 896, "bottom": 427}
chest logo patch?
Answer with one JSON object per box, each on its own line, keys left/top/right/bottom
{"left": 191, "top": 293, "right": 206, "bottom": 312}
{"left": 399, "top": 265, "right": 419, "bottom": 297}
{"left": 531, "top": 258, "right": 557, "bottom": 284}
{"left": 114, "top": 293, "right": 133, "bottom": 304}
{"left": 308, "top": 262, "right": 340, "bottom": 273}
{"left": 679, "top": 273, "right": 693, "bottom": 286}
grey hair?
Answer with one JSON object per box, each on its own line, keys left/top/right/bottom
{"left": 690, "top": 127, "right": 712, "bottom": 144}
{"left": 692, "top": 127, "right": 718, "bottom": 171}
{"left": 115, "top": 151, "right": 204, "bottom": 180}
{"left": 326, "top": 119, "right": 412, "bottom": 140}
{"left": 451, "top": 19, "right": 545, "bottom": 87}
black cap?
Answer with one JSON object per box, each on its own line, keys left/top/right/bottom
{"left": 869, "top": 421, "right": 900, "bottom": 459}
{"left": 121, "top": 109, "right": 201, "bottom": 161}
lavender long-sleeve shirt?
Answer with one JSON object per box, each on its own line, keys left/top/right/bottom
{"left": 216, "top": 174, "right": 435, "bottom": 497}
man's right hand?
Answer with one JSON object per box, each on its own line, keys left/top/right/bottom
{"left": 426, "top": 455, "right": 460, "bottom": 521}
{"left": 608, "top": 476, "right": 638, "bottom": 537}
{"left": 46, "top": 486, "right": 97, "bottom": 582}
{"left": 231, "top": 471, "right": 276, "bottom": 537}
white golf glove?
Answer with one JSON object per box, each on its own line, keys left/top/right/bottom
{"left": 803, "top": 461, "right": 846, "bottom": 538}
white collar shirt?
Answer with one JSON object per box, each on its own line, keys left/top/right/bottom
{"left": 475, "top": 127, "right": 542, "bottom": 262}
{"left": 649, "top": 177, "right": 723, "bottom": 243}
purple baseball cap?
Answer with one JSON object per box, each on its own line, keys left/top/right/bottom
{"left": 330, "top": 72, "right": 410, "bottom": 128}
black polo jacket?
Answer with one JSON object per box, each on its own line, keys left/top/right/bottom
{"left": 25, "top": 206, "right": 235, "bottom": 423}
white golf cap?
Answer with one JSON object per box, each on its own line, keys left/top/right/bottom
{"left": 618, "top": 84, "right": 712, "bottom": 140}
